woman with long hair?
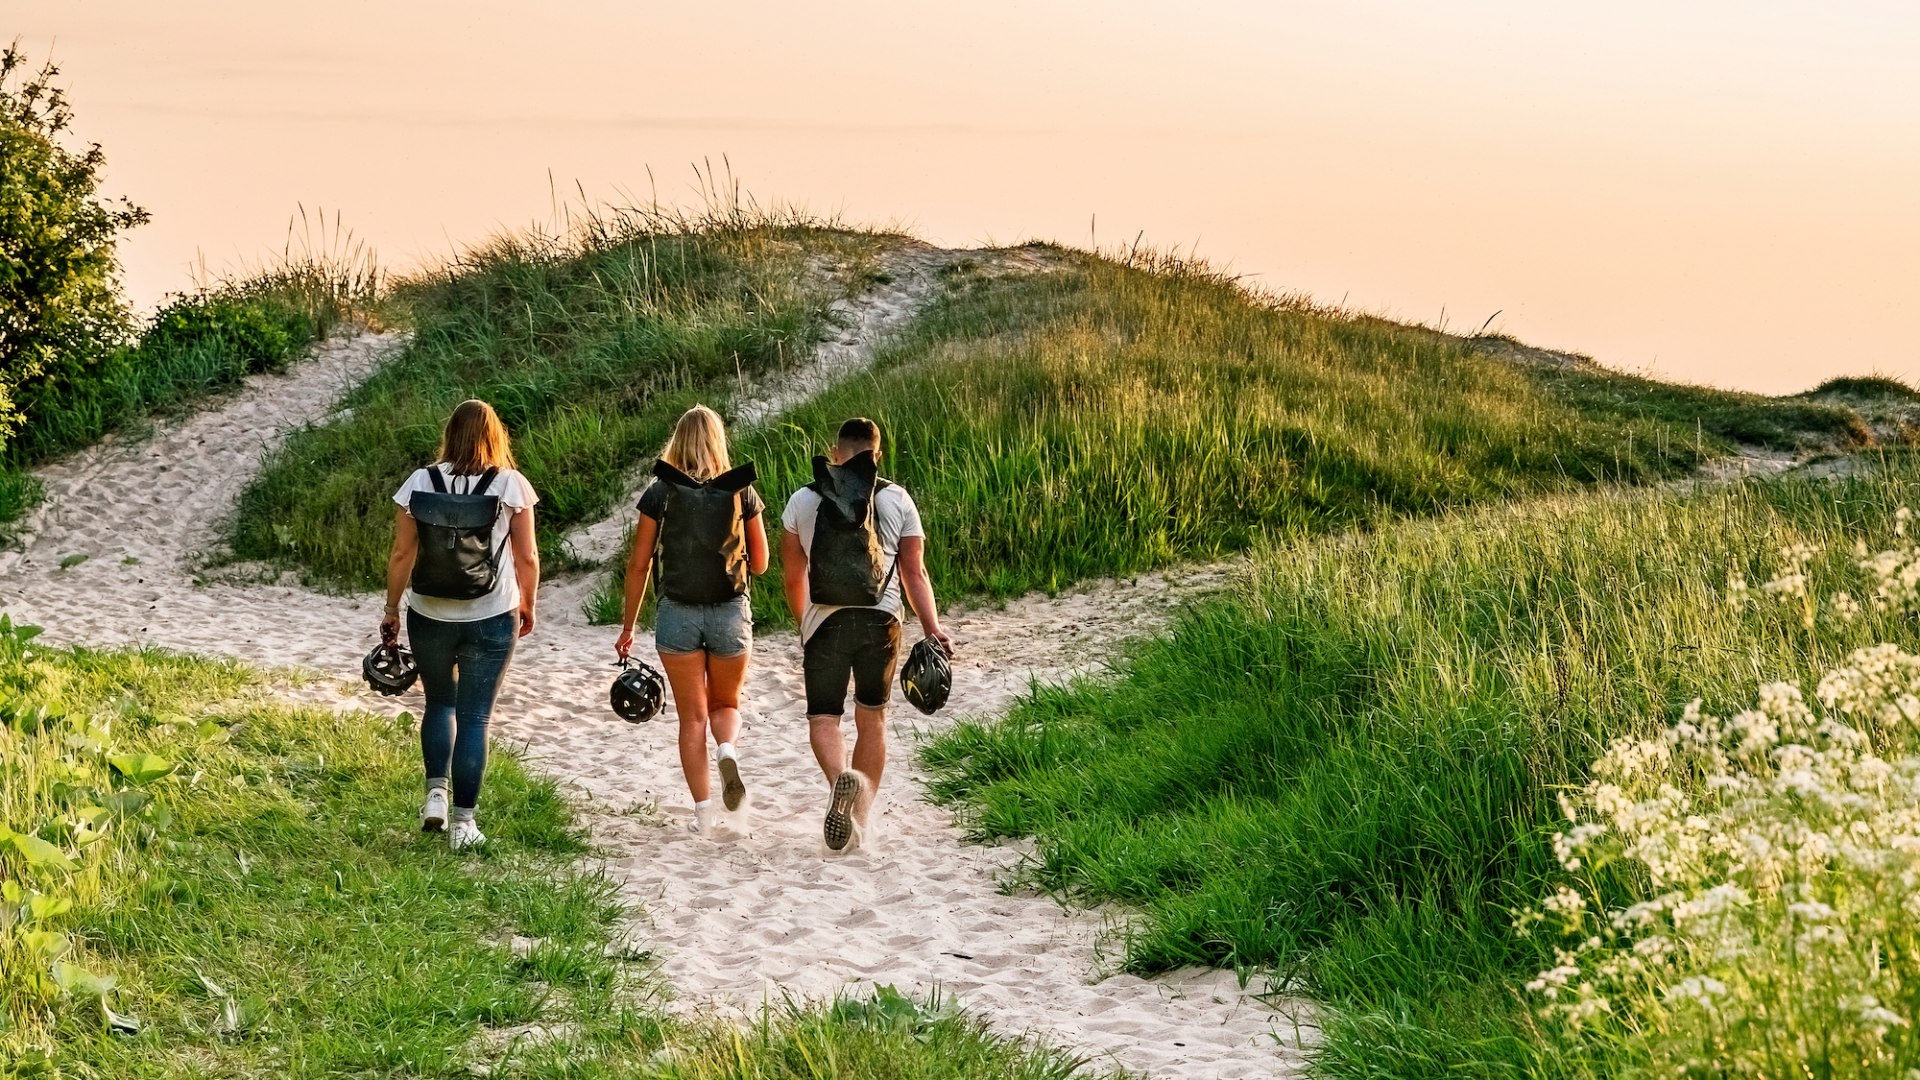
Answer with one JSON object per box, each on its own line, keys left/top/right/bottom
{"left": 616, "top": 404, "right": 769, "bottom": 835}
{"left": 381, "top": 399, "right": 540, "bottom": 850}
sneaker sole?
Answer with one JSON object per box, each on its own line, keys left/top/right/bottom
{"left": 421, "top": 815, "right": 446, "bottom": 833}
{"left": 824, "top": 772, "right": 860, "bottom": 851}
{"left": 719, "top": 757, "right": 746, "bottom": 812}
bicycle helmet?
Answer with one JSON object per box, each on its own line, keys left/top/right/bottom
{"left": 610, "top": 658, "right": 666, "bottom": 723}
{"left": 900, "top": 636, "right": 952, "bottom": 715}
{"left": 362, "top": 642, "right": 419, "bottom": 696}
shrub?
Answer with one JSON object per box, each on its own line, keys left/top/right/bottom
{"left": 0, "top": 43, "right": 148, "bottom": 447}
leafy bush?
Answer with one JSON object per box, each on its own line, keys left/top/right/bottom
{"left": 0, "top": 43, "right": 148, "bottom": 447}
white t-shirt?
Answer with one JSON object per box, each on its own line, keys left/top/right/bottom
{"left": 782, "top": 482, "right": 923, "bottom": 642}
{"left": 392, "top": 465, "right": 538, "bottom": 623}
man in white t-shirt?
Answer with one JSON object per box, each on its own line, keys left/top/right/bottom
{"left": 781, "top": 417, "right": 953, "bottom": 851}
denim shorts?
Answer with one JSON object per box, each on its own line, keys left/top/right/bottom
{"left": 655, "top": 596, "right": 753, "bottom": 657}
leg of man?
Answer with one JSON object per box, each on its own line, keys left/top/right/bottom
{"left": 660, "top": 650, "right": 713, "bottom": 804}
{"left": 845, "top": 611, "right": 902, "bottom": 824}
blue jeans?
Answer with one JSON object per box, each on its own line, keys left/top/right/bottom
{"left": 407, "top": 610, "right": 517, "bottom": 810}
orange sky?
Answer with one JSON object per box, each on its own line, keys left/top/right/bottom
{"left": 15, "top": 1, "right": 1919, "bottom": 393}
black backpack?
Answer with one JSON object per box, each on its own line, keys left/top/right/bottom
{"left": 806, "top": 451, "right": 897, "bottom": 607}
{"left": 650, "top": 460, "right": 758, "bottom": 605}
{"left": 409, "top": 467, "right": 508, "bottom": 601}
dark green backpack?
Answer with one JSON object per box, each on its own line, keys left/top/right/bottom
{"left": 806, "top": 451, "right": 897, "bottom": 607}
{"left": 650, "top": 460, "right": 758, "bottom": 605}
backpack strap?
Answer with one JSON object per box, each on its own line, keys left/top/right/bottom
{"left": 425, "top": 466, "right": 447, "bottom": 493}
{"left": 468, "top": 467, "right": 500, "bottom": 497}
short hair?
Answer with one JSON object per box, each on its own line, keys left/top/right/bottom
{"left": 836, "top": 416, "right": 881, "bottom": 454}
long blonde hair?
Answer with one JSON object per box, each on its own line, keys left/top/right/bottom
{"left": 437, "top": 399, "right": 516, "bottom": 474}
{"left": 659, "top": 405, "right": 731, "bottom": 481}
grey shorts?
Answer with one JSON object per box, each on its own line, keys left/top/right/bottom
{"left": 655, "top": 596, "right": 753, "bottom": 657}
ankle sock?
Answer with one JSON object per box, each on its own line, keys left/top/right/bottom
{"left": 426, "top": 777, "right": 449, "bottom": 796}
{"left": 716, "top": 742, "right": 737, "bottom": 761}
{"left": 450, "top": 806, "right": 476, "bottom": 825}
{"left": 693, "top": 799, "right": 712, "bottom": 813}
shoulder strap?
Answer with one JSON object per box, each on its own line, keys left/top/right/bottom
{"left": 469, "top": 467, "right": 499, "bottom": 497}
{"left": 425, "top": 466, "right": 447, "bottom": 493}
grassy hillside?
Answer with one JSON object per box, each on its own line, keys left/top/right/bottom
{"left": 0, "top": 623, "right": 1116, "bottom": 1078}
{"left": 227, "top": 208, "right": 895, "bottom": 587}
{"left": 922, "top": 461, "right": 1919, "bottom": 1076}
{"left": 656, "top": 248, "right": 1862, "bottom": 626}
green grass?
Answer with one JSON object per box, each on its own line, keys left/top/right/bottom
{"left": 921, "top": 459, "right": 1920, "bottom": 1077}
{"left": 612, "top": 248, "right": 1863, "bottom": 626}
{"left": 228, "top": 203, "right": 896, "bottom": 587}
{"left": 0, "top": 627, "right": 1118, "bottom": 1078}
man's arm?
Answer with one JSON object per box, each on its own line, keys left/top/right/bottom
{"left": 897, "top": 535, "right": 952, "bottom": 655}
{"left": 781, "top": 527, "right": 809, "bottom": 627}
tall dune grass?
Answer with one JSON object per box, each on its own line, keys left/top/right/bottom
{"left": 922, "top": 460, "right": 1919, "bottom": 1076}
{"left": 228, "top": 200, "right": 891, "bottom": 586}
{"left": 683, "top": 250, "right": 1861, "bottom": 627}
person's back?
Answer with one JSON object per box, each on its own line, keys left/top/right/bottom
{"left": 780, "top": 417, "right": 952, "bottom": 851}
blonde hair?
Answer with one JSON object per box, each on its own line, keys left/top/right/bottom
{"left": 659, "top": 404, "right": 731, "bottom": 481}
{"left": 436, "top": 399, "right": 516, "bottom": 474}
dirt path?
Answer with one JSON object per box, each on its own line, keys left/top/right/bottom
{"left": 0, "top": 276, "right": 1315, "bottom": 1078}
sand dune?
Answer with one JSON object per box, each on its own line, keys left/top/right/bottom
{"left": 0, "top": 268, "right": 1315, "bottom": 1077}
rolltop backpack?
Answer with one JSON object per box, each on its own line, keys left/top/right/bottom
{"left": 806, "top": 451, "right": 897, "bottom": 607}
{"left": 651, "top": 460, "right": 758, "bottom": 604}
{"left": 409, "top": 467, "right": 508, "bottom": 600}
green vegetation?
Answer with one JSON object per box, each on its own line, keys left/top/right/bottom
{"left": 0, "top": 623, "right": 1113, "bottom": 1078}
{"left": 229, "top": 205, "right": 891, "bottom": 586}
{"left": 0, "top": 43, "right": 149, "bottom": 445}
{"left": 923, "top": 462, "right": 1919, "bottom": 1076}
{"left": 654, "top": 250, "right": 1864, "bottom": 627}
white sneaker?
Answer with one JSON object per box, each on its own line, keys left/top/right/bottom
{"left": 718, "top": 755, "right": 747, "bottom": 812}
{"left": 448, "top": 819, "right": 486, "bottom": 851}
{"left": 421, "top": 788, "right": 448, "bottom": 832}
{"left": 686, "top": 803, "right": 714, "bottom": 836}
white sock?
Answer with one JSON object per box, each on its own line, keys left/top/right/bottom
{"left": 450, "top": 806, "right": 475, "bottom": 825}
{"left": 717, "top": 743, "right": 737, "bottom": 761}
{"left": 693, "top": 799, "right": 712, "bottom": 813}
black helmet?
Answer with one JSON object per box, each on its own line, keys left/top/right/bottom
{"left": 362, "top": 642, "right": 418, "bottom": 696}
{"left": 900, "top": 637, "right": 951, "bottom": 715}
{"left": 610, "top": 658, "right": 666, "bottom": 723}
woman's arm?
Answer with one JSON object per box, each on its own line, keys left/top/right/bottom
{"left": 510, "top": 506, "right": 540, "bottom": 638}
{"left": 745, "top": 512, "right": 770, "bottom": 576}
{"left": 898, "top": 536, "right": 953, "bottom": 656}
{"left": 381, "top": 507, "right": 418, "bottom": 642}
{"left": 780, "top": 527, "right": 808, "bottom": 627}
{"left": 614, "top": 514, "right": 659, "bottom": 658}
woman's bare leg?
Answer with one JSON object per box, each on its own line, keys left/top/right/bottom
{"left": 660, "top": 650, "right": 712, "bottom": 803}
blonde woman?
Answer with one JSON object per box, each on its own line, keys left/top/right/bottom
{"left": 380, "top": 399, "right": 541, "bottom": 850}
{"left": 616, "top": 405, "right": 769, "bottom": 833}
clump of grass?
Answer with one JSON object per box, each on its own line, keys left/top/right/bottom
{"left": 922, "top": 461, "right": 1920, "bottom": 1076}
{"left": 696, "top": 248, "right": 1848, "bottom": 627}
{"left": 1800, "top": 374, "right": 1920, "bottom": 402}
{"left": 229, "top": 196, "right": 893, "bottom": 588}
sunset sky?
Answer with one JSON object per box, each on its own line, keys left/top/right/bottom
{"left": 15, "top": 1, "right": 1918, "bottom": 394}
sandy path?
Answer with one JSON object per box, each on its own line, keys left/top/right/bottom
{"left": 0, "top": 315, "right": 1316, "bottom": 1077}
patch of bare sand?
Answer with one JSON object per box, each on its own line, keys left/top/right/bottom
{"left": 0, "top": 320, "right": 1315, "bottom": 1078}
